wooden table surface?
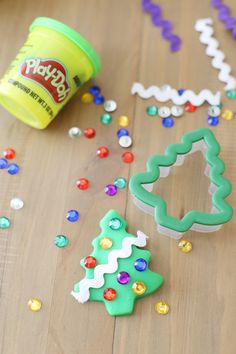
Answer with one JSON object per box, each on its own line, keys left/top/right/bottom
{"left": 0, "top": 1, "right": 235, "bottom": 353}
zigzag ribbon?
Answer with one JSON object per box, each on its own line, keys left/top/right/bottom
{"left": 131, "top": 82, "right": 221, "bottom": 106}
{"left": 211, "top": 0, "right": 236, "bottom": 39}
{"left": 195, "top": 18, "right": 236, "bottom": 91}
{"left": 71, "top": 231, "right": 148, "bottom": 303}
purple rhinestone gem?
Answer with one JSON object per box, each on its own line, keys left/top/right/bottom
{"left": 105, "top": 184, "right": 118, "bottom": 197}
{"left": 117, "top": 271, "right": 130, "bottom": 285}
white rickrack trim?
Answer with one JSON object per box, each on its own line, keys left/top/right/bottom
{"left": 131, "top": 82, "right": 221, "bottom": 106}
{"left": 71, "top": 230, "right": 148, "bottom": 303}
{"left": 195, "top": 18, "right": 236, "bottom": 91}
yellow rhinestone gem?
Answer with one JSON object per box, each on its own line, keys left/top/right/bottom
{"left": 220, "top": 109, "right": 233, "bottom": 121}
{"left": 132, "top": 281, "right": 146, "bottom": 295}
{"left": 99, "top": 237, "right": 113, "bottom": 249}
{"left": 81, "top": 93, "right": 93, "bottom": 103}
{"left": 118, "top": 115, "right": 129, "bottom": 127}
{"left": 178, "top": 239, "right": 193, "bottom": 253}
{"left": 155, "top": 301, "right": 169, "bottom": 315}
{"left": 28, "top": 298, "right": 42, "bottom": 312}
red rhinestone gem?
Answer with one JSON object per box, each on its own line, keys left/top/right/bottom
{"left": 184, "top": 102, "right": 197, "bottom": 113}
{"left": 103, "top": 288, "right": 116, "bottom": 301}
{"left": 122, "top": 151, "right": 134, "bottom": 163}
{"left": 76, "top": 178, "right": 89, "bottom": 190}
{"left": 84, "top": 128, "right": 96, "bottom": 138}
{"left": 84, "top": 256, "right": 97, "bottom": 268}
{"left": 4, "top": 148, "right": 16, "bottom": 160}
{"left": 97, "top": 146, "right": 109, "bottom": 158}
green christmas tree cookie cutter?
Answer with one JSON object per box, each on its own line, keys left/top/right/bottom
{"left": 71, "top": 210, "right": 163, "bottom": 316}
{"left": 129, "top": 128, "right": 233, "bottom": 239}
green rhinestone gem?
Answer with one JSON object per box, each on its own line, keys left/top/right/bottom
{"left": 100, "top": 113, "right": 112, "bottom": 124}
{"left": 114, "top": 177, "right": 127, "bottom": 189}
{"left": 226, "top": 90, "right": 236, "bottom": 100}
{"left": 0, "top": 216, "right": 11, "bottom": 229}
{"left": 109, "top": 218, "right": 122, "bottom": 230}
{"left": 146, "top": 105, "right": 158, "bottom": 116}
{"left": 54, "top": 235, "right": 68, "bottom": 248}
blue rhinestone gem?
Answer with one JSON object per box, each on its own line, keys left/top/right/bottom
{"left": 89, "top": 85, "right": 101, "bottom": 95}
{"left": 117, "top": 128, "right": 129, "bottom": 138}
{"left": 162, "top": 117, "right": 174, "bottom": 128}
{"left": 0, "top": 158, "right": 8, "bottom": 169}
{"left": 7, "top": 163, "right": 20, "bottom": 175}
{"left": 178, "top": 88, "right": 186, "bottom": 96}
{"left": 208, "top": 116, "right": 219, "bottom": 126}
{"left": 134, "top": 258, "right": 148, "bottom": 272}
{"left": 66, "top": 210, "right": 79, "bottom": 222}
{"left": 93, "top": 95, "right": 105, "bottom": 105}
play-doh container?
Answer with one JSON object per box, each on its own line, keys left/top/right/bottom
{"left": 0, "top": 17, "right": 101, "bottom": 129}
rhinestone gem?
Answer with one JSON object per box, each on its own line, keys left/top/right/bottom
{"left": 28, "top": 298, "right": 42, "bottom": 312}
{"left": 117, "top": 128, "right": 129, "bottom": 138}
{"left": 100, "top": 113, "right": 112, "bottom": 124}
{"left": 93, "top": 95, "right": 105, "bottom": 105}
{"left": 4, "top": 148, "right": 16, "bottom": 159}
{"left": 226, "top": 89, "right": 236, "bottom": 99}
{"left": 81, "top": 92, "right": 93, "bottom": 103}
{"left": 76, "top": 178, "right": 89, "bottom": 190}
{"left": 114, "top": 177, "right": 127, "bottom": 189}
{"left": 221, "top": 109, "right": 233, "bottom": 121}
{"left": 66, "top": 210, "right": 79, "bottom": 222}
{"left": 122, "top": 152, "right": 134, "bottom": 163}
{"left": 0, "top": 158, "right": 8, "bottom": 169}
{"left": 158, "top": 106, "right": 171, "bottom": 118}
{"left": 119, "top": 136, "right": 132, "bottom": 148}
{"left": 171, "top": 105, "right": 184, "bottom": 117}
{"left": 84, "top": 256, "right": 97, "bottom": 268}
{"left": 68, "top": 127, "right": 82, "bottom": 138}
{"left": 208, "top": 116, "right": 219, "bottom": 126}
{"left": 132, "top": 281, "right": 146, "bottom": 295}
{"left": 0, "top": 216, "right": 11, "bottom": 229}
{"left": 134, "top": 258, "right": 148, "bottom": 271}
{"left": 104, "top": 100, "right": 117, "bottom": 112}
{"left": 118, "top": 115, "right": 129, "bottom": 127}
{"left": 89, "top": 85, "right": 101, "bottom": 95}
{"left": 7, "top": 163, "right": 20, "bottom": 175}
{"left": 54, "top": 235, "right": 68, "bottom": 248}
{"left": 155, "top": 301, "right": 169, "bottom": 315}
{"left": 117, "top": 271, "right": 130, "bottom": 285}
{"left": 97, "top": 146, "right": 109, "bottom": 158}
{"left": 84, "top": 128, "right": 96, "bottom": 138}
{"left": 178, "top": 239, "right": 192, "bottom": 253}
{"left": 109, "top": 218, "right": 122, "bottom": 230}
{"left": 185, "top": 102, "right": 197, "bottom": 112}
{"left": 146, "top": 105, "right": 158, "bottom": 116}
{"left": 103, "top": 288, "right": 116, "bottom": 301}
{"left": 105, "top": 184, "right": 118, "bottom": 196}
{"left": 162, "top": 117, "right": 174, "bottom": 128}
{"left": 100, "top": 237, "right": 113, "bottom": 249}
{"left": 208, "top": 106, "right": 221, "bottom": 117}
{"left": 10, "top": 198, "right": 24, "bottom": 210}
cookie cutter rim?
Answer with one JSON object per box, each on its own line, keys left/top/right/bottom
{"left": 129, "top": 128, "right": 233, "bottom": 239}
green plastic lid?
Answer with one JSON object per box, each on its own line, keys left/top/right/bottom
{"left": 30, "top": 17, "right": 101, "bottom": 77}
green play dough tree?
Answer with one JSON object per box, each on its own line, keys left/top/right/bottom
{"left": 72, "top": 210, "right": 163, "bottom": 316}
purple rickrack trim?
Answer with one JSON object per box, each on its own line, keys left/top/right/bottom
{"left": 141, "top": 0, "right": 182, "bottom": 52}
{"left": 211, "top": 0, "right": 236, "bottom": 38}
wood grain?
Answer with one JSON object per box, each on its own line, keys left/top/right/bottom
{"left": 0, "top": 1, "right": 235, "bottom": 353}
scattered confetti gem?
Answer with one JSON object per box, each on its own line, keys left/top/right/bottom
{"left": 104, "top": 100, "right": 117, "bottom": 112}
{"left": 93, "top": 95, "right": 105, "bottom": 105}
{"left": 81, "top": 92, "right": 93, "bottom": 103}
{"left": 109, "top": 218, "right": 122, "bottom": 230}
{"left": 171, "top": 105, "right": 184, "bottom": 117}
{"left": 76, "top": 178, "right": 89, "bottom": 190}
{"left": 10, "top": 198, "right": 24, "bottom": 210}
{"left": 134, "top": 258, "right": 148, "bottom": 271}
{"left": 103, "top": 288, "right": 116, "bottom": 301}
{"left": 84, "top": 256, "right": 97, "bottom": 268}
{"left": 146, "top": 105, "right": 158, "bottom": 116}
{"left": 226, "top": 89, "right": 236, "bottom": 100}
{"left": 178, "top": 88, "right": 186, "bottom": 95}
{"left": 114, "top": 177, "right": 127, "bottom": 189}
{"left": 185, "top": 102, "right": 197, "bottom": 112}
{"left": 0, "top": 158, "right": 8, "bottom": 169}
{"left": 122, "top": 151, "right": 134, "bottom": 163}
{"left": 158, "top": 106, "right": 171, "bottom": 118}
{"left": 66, "top": 210, "right": 79, "bottom": 222}
{"left": 0, "top": 216, "right": 11, "bottom": 229}
{"left": 68, "top": 127, "right": 82, "bottom": 138}
{"left": 105, "top": 184, "right": 118, "bottom": 196}
{"left": 162, "top": 117, "right": 174, "bottom": 128}
{"left": 208, "top": 105, "right": 221, "bottom": 117}
{"left": 118, "top": 115, "right": 129, "bottom": 127}
{"left": 178, "top": 239, "right": 193, "bottom": 253}
{"left": 221, "top": 109, "right": 233, "bottom": 121}
{"left": 28, "top": 298, "right": 42, "bottom": 312}
{"left": 119, "top": 135, "right": 132, "bottom": 148}
{"left": 117, "top": 128, "right": 129, "bottom": 138}
{"left": 100, "top": 237, "right": 113, "bottom": 249}
{"left": 155, "top": 300, "right": 169, "bottom": 315}
{"left": 7, "top": 163, "right": 20, "bottom": 175}
{"left": 84, "top": 128, "right": 96, "bottom": 138}
{"left": 97, "top": 146, "right": 109, "bottom": 158}
{"left": 117, "top": 271, "right": 130, "bottom": 284}
{"left": 4, "top": 148, "right": 16, "bottom": 160}
{"left": 208, "top": 116, "right": 219, "bottom": 126}
{"left": 54, "top": 235, "right": 68, "bottom": 248}
{"left": 89, "top": 85, "right": 101, "bottom": 95}
{"left": 100, "top": 113, "right": 112, "bottom": 124}
{"left": 132, "top": 281, "right": 146, "bottom": 295}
